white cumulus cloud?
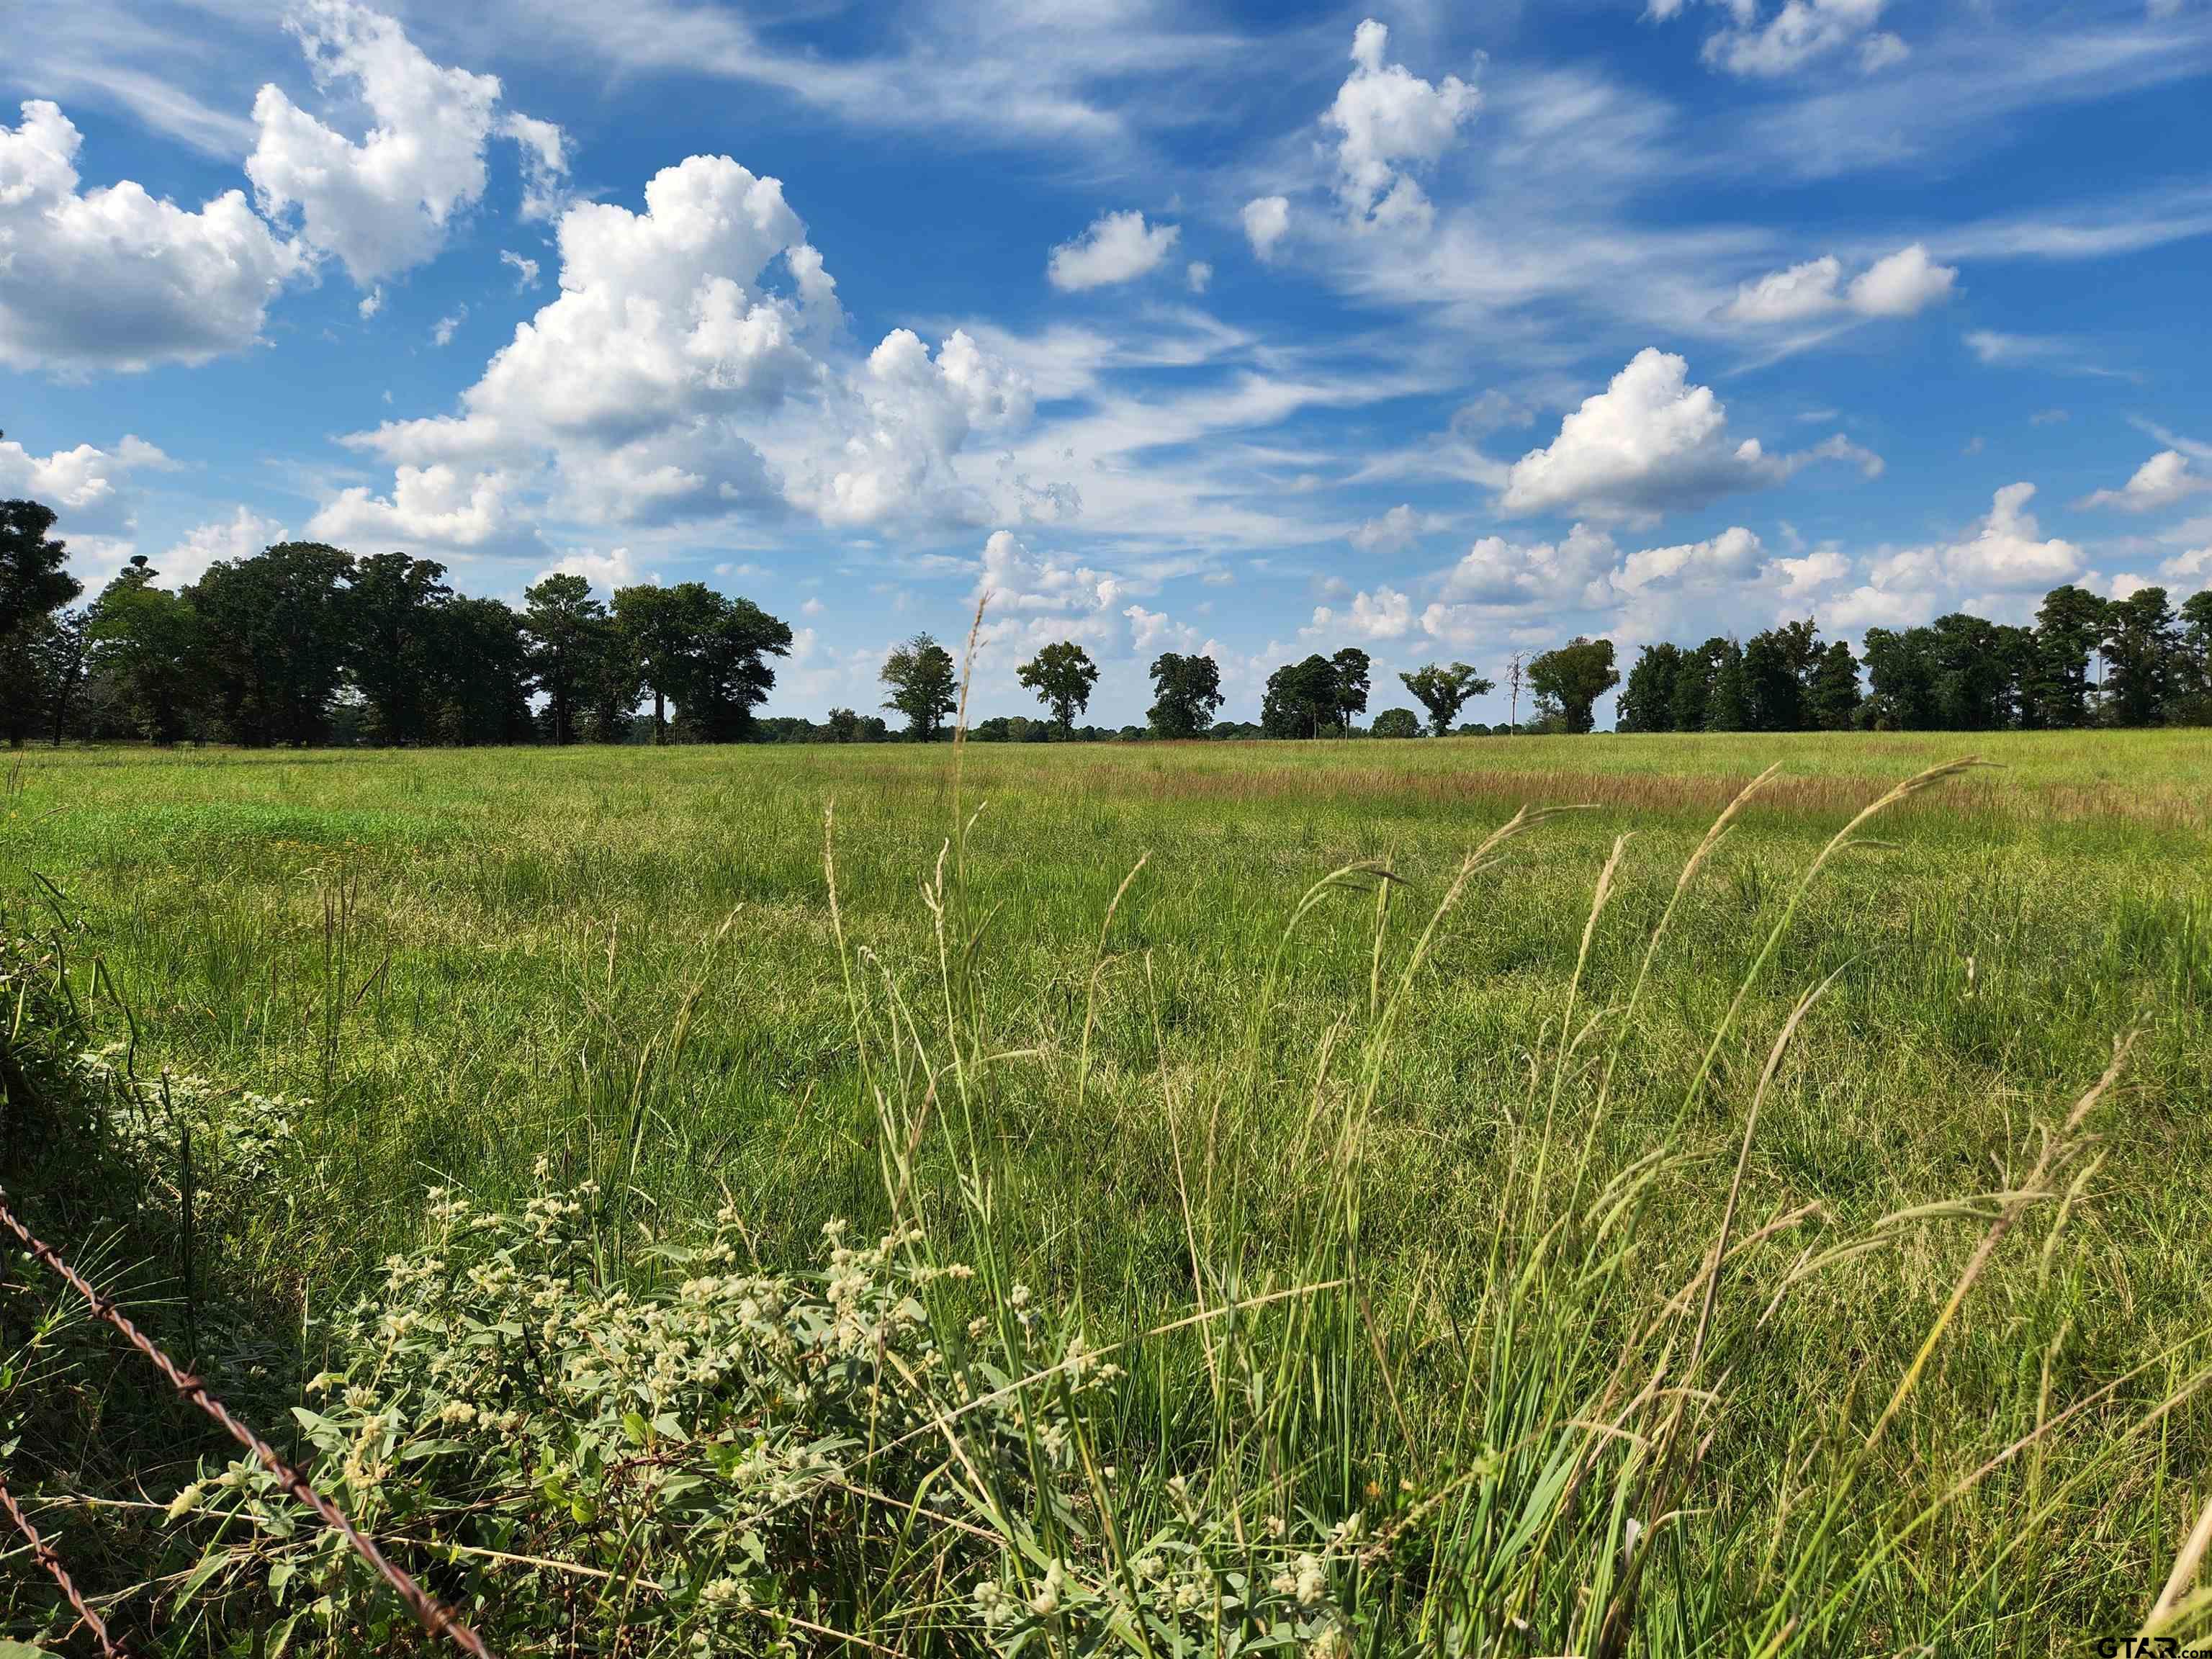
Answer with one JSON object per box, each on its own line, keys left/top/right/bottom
{"left": 1349, "top": 503, "right": 1446, "bottom": 553}
{"left": 0, "top": 430, "right": 174, "bottom": 588}
{"left": 158, "top": 506, "right": 289, "bottom": 588}
{"left": 1308, "top": 585, "right": 1416, "bottom": 642}
{"left": 1845, "top": 244, "right": 1957, "bottom": 316}
{"left": 1725, "top": 243, "right": 1956, "bottom": 323}
{"left": 1725, "top": 254, "right": 1845, "bottom": 323}
{"left": 1873, "top": 482, "right": 2084, "bottom": 593}
{"left": 1241, "top": 195, "right": 1291, "bottom": 260}
{"left": 340, "top": 156, "right": 822, "bottom": 536}
{"left": 1125, "top": 603, "right": 1214, "bottom": 657}
{"left": 2079, "top": 450, "right": 2209, "bottom": 513}
{"left": 1596, "top": 525, "right": 1766, "bottom": 599}
{"left": 973, "top": 529, "right": 1129, "bottom": 650}
{"left": 498, "top": 112, "right": 570, "bottom": 222}
{"left": 1323, "top": 19, "right": 1478, "bottom": 233}
{"left": 1417, "top": 525, "right": 1619, "bottom": 642}
{"left": 0, "top": 432, "right": 172, "bottom": 524}
{"left": 0, "top": 100, "right": 306, "bottom": 374}
{"left": 1047, "top": 210, "right": 1179, "bottom": 292}
{"left": 1694, "top": 0, "right": 1907, "bottom": 78}
{"left": 537, "top": 544, "right": 645, "bottom": 593}
{"left": 1500, "top": 349, "right": 1879, "bottom": 523}
{"left": 247, "top": 0, "right": 567, "bottom": 285}
{"left": 339, "top": 150, "right": 1033, "bottom": 541}
{"left": 310, "top": 463, "right": 517, "bottom": 549}
{"left": 817, "top": 328, "right": 1033, "bottom": 527}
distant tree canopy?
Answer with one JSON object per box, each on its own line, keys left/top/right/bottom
{"left": 1, "top": 498, "right": 78, "bottom": 639}
{"left": 4, "top": 498, "right": 796, "bottom": 749}
{"left": 1622, "top": 627, "right": 1856, "bottom": 736}
{"left": 822, "top": 707, "right": 891, "bottom": 744}
{"left": 346, "top": 552, "right": 454, "bottom": 745}
{"left": 1527, "top": 637, "right": 1619, "bottom": 735}
{"left": 1399, "top": 662, "right": 1493, "bottom": 736}
{"left": 1613, "top": 584, "right": 2212, "bottom": 734}
{"left": 192, "top": 541, "right": 357, "bottom": 747}
{"left": 682, "top": 593, "right": 796, "bottom": 742}
{"left": 1261, "top": 648, "right": 1370, "bottom": 738}
{"left": 1614, "top": 642, "right": 1682, "bottom": 734}
{"left": 1016, "top": 640, "right": 1100, "bottom": 736}
{"left": 2, "top": 499, "right": 85, "bottom": 747}
{"left": 881, "top": 633, "right": 959, "bottom": 740}
{"left": 1146, "top": 652, "right": 1223, "bottom": 738}
{"left": 87, "top": 557, "right": 201, "bottom": 746}
{"left": 12, "top": 487, "right": 2212, "bottom": 748}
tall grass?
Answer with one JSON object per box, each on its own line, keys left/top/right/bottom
{"left": 2, "top": 728, "right": 2210, "bottom": 1651}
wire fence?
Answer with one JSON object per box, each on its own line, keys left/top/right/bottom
{"left": 0, "top": 1465, "right": 127, "bottom": 1658}
{"left": 0, "top": 1185, "right": 496, "bottom": 1658}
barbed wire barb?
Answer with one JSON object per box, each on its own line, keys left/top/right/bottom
{"left": 0, "top": 1465, "right": 128, "bottom": 1658}
{"left": 0, "top": 1185, "right": 496, "bottom": 1658}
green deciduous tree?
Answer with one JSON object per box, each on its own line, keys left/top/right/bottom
{"left": 1808, "top": 639, "right": 1861, "bottom": 730}
{"left": 1668, "top": 640, "right": 1717, "bottom": 732}
{"left": 1146, "top": 652, "right": 1223, "bottom": 738}
{"left": 523, "top": 575, "right": 613, "bottom": 746}
{"left": 1261, "top": 654, "right": 1342, "bottom": 738}
{"left": 1704, "top": 645, "right": 1750, "bottom": 732}
{"left": 1928, "top": 613, "right": 2009, "bottom": 731}
{"left": 87, "top": 557, "right": 202, "bottom": 745}
{"left": 881, "top": 633, "right": 958, "bottom": 740}
{"left": 1614, "top": 644, "right": 1681, "bottom": 734}
{"left": 2100, "top": 585, "right": 2180, "bottom": 727}
{"left": 346, "top": 552, "right": 453, "bottom": 745}
{"left": 429, "top": 597, "right": 534, "bottom": 745}
{"left": 188, "top": 541, "right": 356, "bottom": 746}
{"left": 2177, "top": 590, "right": 2212, "bottom": 724}
{"left": 4, "top": 608, "right": 89, "bottom": 747}
{"left": 613, "top": 583, "right": 712, "bottom": 745}
{"left": 1742, "top": 619, "right": 1820, "bottom": 732}
{"left": 1398, "top": 662, "right": 1493, "bottom": 736}
{"left": 1370, "top": 706, "right": 1421, "bottom": 738}
{"left": 610, "top": 583, "right": 793, "bottom": 743}
{"left": 1, "top": 498, "right": 79, "bottom": 642}
{"left": 680, "top": 595, "right": 791, "bottom": 742}
{"left": 2028, "top": 585, "right": 2107, "bottom": 729}
{"left": 1017, "top": 640, "right": 1100, "bottom": 736}
{"left": 1329, "top": 648, "right": 1371, "bottom": 734}
{"left": 1, "top": 498, "right": 86, "bottom": 748}
{"left": 1860, "top": 627, "right": 1934, "bottom": 731}
{"left": 1527, "top": 637, "right": 1619, "bottom": 735}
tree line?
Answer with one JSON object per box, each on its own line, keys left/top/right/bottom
{"left": 1616, "top": 585, "right": 2212, "bottom": 734}
{"left": 9, "top": 491, "right": 2211, "bottom": 746}
{"left": 1, "top": 499, "right": 798, "bottom": 747}
{"left": 0, "top": 495, "right": 1546, "bottom": 750}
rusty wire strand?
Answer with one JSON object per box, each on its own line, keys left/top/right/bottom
{"left": 0, "top": 1186, "right": 495, "bottom": 1658}
{"left": 0, "top": 1464, "right": 128, "bottom": 1658}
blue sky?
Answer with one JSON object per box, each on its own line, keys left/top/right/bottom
{"left": 5, "top": 0, "right": 2211, "bottom": 727}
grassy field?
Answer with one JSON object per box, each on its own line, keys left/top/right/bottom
{"left": 4, "top": 731, "right": 2212, "bottom": 1654}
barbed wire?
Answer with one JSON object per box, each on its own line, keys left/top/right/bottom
{"left": 0, "top": 1186, "right": 496, "bottom": 1658}
{"left": 0, "top": 1465, "right": 127, "bottom": 1658}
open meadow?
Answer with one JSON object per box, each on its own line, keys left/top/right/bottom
{"left": 4, "top": 731, "right": 2212, "bottom": 1655}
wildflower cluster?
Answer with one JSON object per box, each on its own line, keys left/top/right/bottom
{"left": 72, "top": 1042, "right": 308, "bottom": 1223}
{"left": 157, "top": 1166, "right": 1364, "bottom": 1655}
{"left": 966, "top": 1479, "right": 1369, "bottom": 1657}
